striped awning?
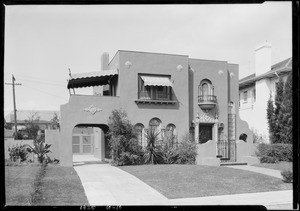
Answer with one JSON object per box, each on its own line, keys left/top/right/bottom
{"left": 140, "top": 75, "right": 173, "bottom": 87}
{"left": 67, "top": 69, "right": 118, "bottom": 89}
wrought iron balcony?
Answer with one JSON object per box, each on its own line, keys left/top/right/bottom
{"left": 198, "top": 95, "right": 217, "bottom": 110}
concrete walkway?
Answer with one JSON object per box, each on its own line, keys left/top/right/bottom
{"left": 225, "top": 165, "right": 282, "bottom": 179}
{"left": 74, "top": 160, "right": 293, "bottom": 208}
{"left": 74, "top": 163, "right": 168, "bottom": 205}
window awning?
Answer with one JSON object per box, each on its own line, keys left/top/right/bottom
{"left": 67, "top": 69, "right": 118, "bottom": 89}
{"left": 140, "top": 75, "right": 173, "bottom": 87}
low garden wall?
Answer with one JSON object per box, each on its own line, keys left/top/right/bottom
{"left": 236, "top": 140, "right": 259, "bottom": 165}
{"left": 196, "top": 140, "right": 220, "bottom": 166}
{"left": 45, "top": 129, "right": 60, "bottom": 160}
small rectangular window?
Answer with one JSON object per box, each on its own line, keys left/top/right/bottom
{"left": 243, "top": 91, "right": 248, "bottom": 102}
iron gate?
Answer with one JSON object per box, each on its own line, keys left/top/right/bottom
{"left": 217, "top": 139, "right": 236, "bottom": 162}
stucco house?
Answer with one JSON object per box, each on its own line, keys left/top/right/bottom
{"left": 57, "top": 50, "right": 254, "bottom": 166}
{"left": 239, "top": 42, "right": 292, "bottom": 143}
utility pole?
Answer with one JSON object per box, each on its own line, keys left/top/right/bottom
{"left": 5, "top": 75, "right": 22, "bottom": 137}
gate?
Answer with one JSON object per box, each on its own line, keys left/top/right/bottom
{"left": 217, "top": 139, "right": 236, "bottom": 162}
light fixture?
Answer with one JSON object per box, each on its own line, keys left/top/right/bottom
{"left": 230, "top": 72, "right": 234, "bottom": 78}
{"left": 125, "top": 61, "right": 132, "bottom": 69}
{"left": 218, "top": 70, "right": 224, "bottom": 75}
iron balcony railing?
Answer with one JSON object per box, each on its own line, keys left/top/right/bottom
{"left": 138, "top": 90, "right": 172, "bottom": 101}
{"left": 198, "top": 95, "right": 217, "bottom": 103}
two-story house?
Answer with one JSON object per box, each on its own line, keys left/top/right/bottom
{"left": 239, "top": 42, "right": 292, "bottom": 143}
{"left": 58, "top": 50, "right": 252, "bottom": 166}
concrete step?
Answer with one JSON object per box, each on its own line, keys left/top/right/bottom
{"left": 220, "top": 162, "right": 247, "bottom": 166}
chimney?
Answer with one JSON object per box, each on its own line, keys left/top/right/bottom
{"left": 101, "top": 52, "right": 109, "bottom": 71}
{"left": 254, "top": 41, "right": 272, "bottom": 76}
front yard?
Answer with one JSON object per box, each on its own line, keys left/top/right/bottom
{"left": 5, "top": 163, "right": 89, "bottom": 206}
{"left": 119, "top": 164, "right": 292, "bottom": 199}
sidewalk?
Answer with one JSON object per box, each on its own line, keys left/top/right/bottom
{"left": 74, "top": 160, "right": 293, "bottom": 208}
{"left": 225, "top": 165, "right": 282, "bottom": 179}
{"left": 74, "top": 163, "right": 168, "bottom": 205}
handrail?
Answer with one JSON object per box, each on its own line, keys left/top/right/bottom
{"left": 198, "top": 95, "right": 217, "bottom": 103}
{"left": 138, "top": 90, "right": 172, "bottom": 101}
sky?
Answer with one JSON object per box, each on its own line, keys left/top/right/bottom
{"left": 4, "top": 2, "right": 292, "bottom": 116}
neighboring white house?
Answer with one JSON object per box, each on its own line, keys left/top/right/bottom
{"left": 239, "top": 42, "right": 292, "bottom": 143}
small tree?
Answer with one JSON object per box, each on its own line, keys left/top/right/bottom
{"left": 278, "top": 73, "right": 293, "bottom": 144}
{"left": 107, "top": 109, "right": 142, "bottom": 166}
{"left": 266, "top": 94, "right": 276, "bottom": 143}
{"left": 50, "top": 112, "right": 60, "bottom": 129}
{"left": 272, "top": 77, "right": 284, "bottom": 143}
{"left": 24, "top": 112, "right": 40, "bottom": 140}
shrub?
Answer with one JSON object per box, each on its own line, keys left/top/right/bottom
{"left": 260, "top": 156, "right": 278, "bottom": 163}
{"left": 281, "top": 170, "right": 293, "bottom": 183}
{"left": 256, "top": 143, "right": 292, "bottom": 163}
{"left": 175, "top": 133, "right": 197, "bottom": 164}
{"left": 107, "top": 109, "right": 143, "bottom": 166}
{"left": 27, "top": 142, "right": 51, "bottom": 163}
{"left": 8, "top": 144, "right": 30, "bottom": 162}
{"left": 161, "top": 134, "right": 179, "bottom": 164}
{"left": 143, "top": 129, "right": 164, "bottom": 164}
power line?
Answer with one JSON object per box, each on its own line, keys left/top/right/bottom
{"left": 22, "top": 84, "right": 67, "bottom": 100}
{"left": 14, "top": 74, "right": 66, "bottom": 85}
{"left": 18, "top": 78, "right": 66, "bottom": 87}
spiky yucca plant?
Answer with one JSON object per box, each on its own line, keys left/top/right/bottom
{"left": 27, "top": 142, "right": 51, "bottom": 163}
{"left": 143, "top": 129, "right": 164, "bottom": 164}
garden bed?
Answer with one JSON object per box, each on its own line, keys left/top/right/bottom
{"left": 119, "top": 164, "right": 292, "bottom": 199}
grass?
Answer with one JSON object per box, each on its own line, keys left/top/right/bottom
{"left": 252, "top": 161, "right": 293, "bottom": 171}
{"left": 5, "top": 162, "right": 89, "bottom": 206}
{"left": 5, "top": 164, "right": 40, "bottom": 205}
{"left": 119, "top": 164, "right": 292, "bottom": 199}
{"left": 34, "top": 164, "right": 89, "bottom": 206}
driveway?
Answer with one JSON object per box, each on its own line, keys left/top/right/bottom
{"left": 74, "top": 162, "right": 293, "bottom": 208}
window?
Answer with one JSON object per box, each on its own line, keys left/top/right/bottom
{"left": 243, "top": 91, "right": 248, "bottom": 102}
{"left": 149, "top": 118, "right": 162, "bottom": 133}
{"left": 165, "top": 123, "right": 177, "bottom": 144}
{"left": 138, "top": 75, "right": 172, "bottom": 101}
{"left": 134, "top": 123, "right": 144, "bottom": 146}
{"left": 253, "top": 89, "right": 256, "bottom": 102}
{"left": 198, "top": 79, "right": 216, "bottom": 103}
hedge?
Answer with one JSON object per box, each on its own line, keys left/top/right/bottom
{"left": 255, "top": 143, "right": 292, "bottom": 163}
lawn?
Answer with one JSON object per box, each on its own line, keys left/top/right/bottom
{"left": 119, "top": 164, "right": 292, "bottom": 199}
{"left": 5, "top": 164, "right": 40, "bottom": 205}
{"left": 5, "top": 163, "right": 89, "bottom": 206}
{"left": 252, "top": 161, "right": 293, "bottom": 171}
{"left": 36, "top": 165, "right": 89, "bottom": 206}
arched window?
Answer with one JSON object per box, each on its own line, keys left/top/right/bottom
{"left": 149, "top": 118, "right": 162, "bottom": 139}
{"left": 199, "top": 79, "right": 214, "bottom": 100}
{"left": 165, "top": 123, "right": 177, "bottom": 145}
{"left": 239, "top": 133, "right": 247, "bottom": 142}
{"left": 134, "top": 123, "right": 144, "bottom": 146}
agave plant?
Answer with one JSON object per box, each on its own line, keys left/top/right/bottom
{"left": 143, "top": 128, "right": 164, "bottom": 164}
{"left": 27, "top": 142, "right": 51, "bottom": 163}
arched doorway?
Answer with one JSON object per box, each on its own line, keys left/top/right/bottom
{"left": 72, "top": 123, "right": 109, "bottom": 164}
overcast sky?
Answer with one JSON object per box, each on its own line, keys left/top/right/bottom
{"left": 4, "top": 2, "right": 292, "bottom": 116}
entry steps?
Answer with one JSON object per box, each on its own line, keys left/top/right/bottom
{"left": 220, "top": 162, "right": 247, "bottom": 166}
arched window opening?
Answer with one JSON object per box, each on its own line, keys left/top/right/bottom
{"left": 165, "top": 123, "right": 177, "bottom": 145}
{"left": 134, "top": 123, "right": 144, "bottom": 146}
{"left": 148, "top": 118, "right": 162, "bottom": 141}
{"left": 198, "top": 79, "right": 215, "bottom": 103}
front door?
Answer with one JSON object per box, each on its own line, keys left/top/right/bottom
{"left": 199, "top": 124, "right": 213, "bottom": 144}
{"left": 72, "top": 135, "right": 94, "bottom": 154}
